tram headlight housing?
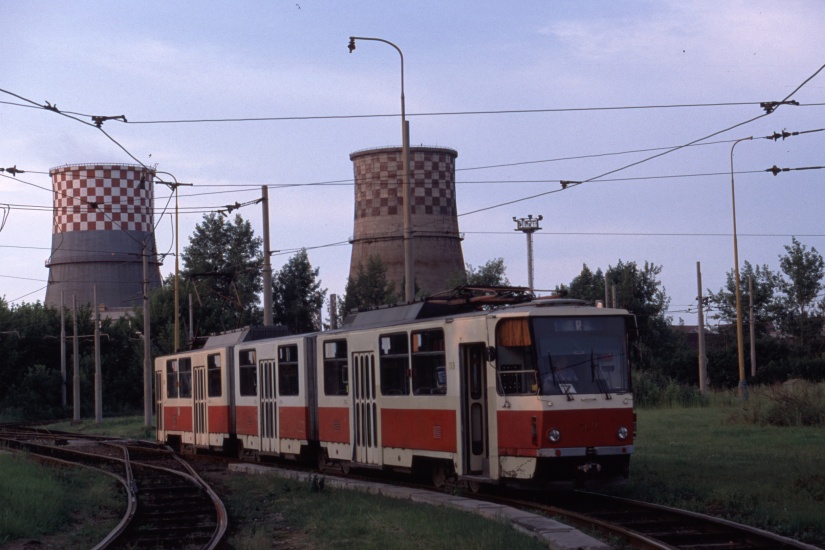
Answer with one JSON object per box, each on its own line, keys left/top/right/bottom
{"left": 547, "top": 428, "right": 561, "bottom": 443}
{"left": 617, "top": 426, "right": 629, "bottom": 440}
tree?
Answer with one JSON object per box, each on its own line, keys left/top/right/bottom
{"left": 181, "top": 213, "right": 263, "bottom": 334}
{"left": 707, "top": 261, "right": 779, "bottom": 336}
{"left": 343, "top": 255, "right": 398, "bottom": 314}
{"left": 556, "top": 263, "right": 604, "bottom": 302}
{"left": 272, "top": 249, "right": 326, "bottom": 334}
{"left": 775, "top": 237, "right": 825, "bottom": 345}
{"left": 447, "top": 258, "right": 510, "bottom": 288}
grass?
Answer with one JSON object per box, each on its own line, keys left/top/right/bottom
{"left": 0, "top": 453, "right": 123, "bottom": 548}
{"left": 43, "top": 415, "right": 155, "bottom": 440}
{"left": 9, "top": 386, "right": 825, "bottom": 547}
{"left": 207, "top": 472, "right": 548, "bottom": 550}
{"left": 600, "top": 389, "right": 825, "bottom": 546}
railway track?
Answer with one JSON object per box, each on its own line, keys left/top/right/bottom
{"left": 0, "top": 425, "right": 227, "bottom": 549}
{"left": 479, "top": 489, "right": 822, "bottom": 549}
{"left": 3, "top": 424, "right": 820, "bottom": 549}
{"left": 243, "top": 456, "right": 822, "bottom": 549}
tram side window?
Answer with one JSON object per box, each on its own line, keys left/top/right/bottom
{"left": 207, "top": 354, "right": 222, "bottom": 397}
{"left": 239, "top": 349, "right": 257, "bottom": 396}
{"left": 323, "top": 340, "right": 348, "bottom": 396}
{"left": 178, "top": 357, "right": 192, "bottom": 398}
{"left": 379, "top": 332, "right": 409, "bottom": 396}
{"left": 278, "top": 344, "right": 300, "bottom": 396}
{"left": 166, "top": 359, "right": 179, "bottom": 399}
{"left": 411, "top": 329, "right": 446, "bottom": 396}
{"left": 496, "top": 318, "right": 537, "bottom": 395}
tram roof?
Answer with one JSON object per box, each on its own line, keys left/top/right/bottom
{"left": 340, "top": 286, "right": 632, "bottom": 331}
{"left": 202, "top": 324, "right": 290, "bottom": 349}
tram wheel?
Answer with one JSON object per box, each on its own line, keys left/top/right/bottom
{"left": 339, "top": 461, "right": 351, "bottom": 475}
{"left": 465, "top": 480, "right": 481, "bottom": 494}
{"left": 431, "top": 463, "right": 447, "bottom": 488}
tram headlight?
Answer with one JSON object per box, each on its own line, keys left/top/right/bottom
{"left": 547, "top": 428, "right": 561, "bottom": 443}
{"left": 617, "top": 426, "right": 629, "bottom": 440}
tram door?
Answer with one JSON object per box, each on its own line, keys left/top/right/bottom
{"left": 193, "top": 366, "right": 208, "bottom": 447}
{"left": 154, "top": 370, "right": 164, "bottom": 433}
{"left": 260, "top": 359, "right": 278, "bottom": 453}
{"left": 351, "top": 352, "right": 378, "bottom": 465}
{"left": 461, "top": 344, "right": 489, "bottom": 475}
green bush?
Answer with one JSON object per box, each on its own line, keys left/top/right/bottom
{"left": 733, "top": 382, "right": 825, "bottom": 427}
{"left": 632, "top": 369, "right": 707, "bottom": 408}
{"left": 2, "top": 364, "right": 65, "bottom": 420}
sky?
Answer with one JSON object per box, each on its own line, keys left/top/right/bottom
{"left": 1, "top": 0, "right": 824, "bottom": 328}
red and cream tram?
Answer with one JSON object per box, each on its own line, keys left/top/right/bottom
{"left": 156, "top": 288, "right": 636, "bottom": 489}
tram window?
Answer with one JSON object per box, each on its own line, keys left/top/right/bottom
{"left": 278, "top": 344, "right": 300, "bottom": 396}
{"left": 533, "top": 316, "right": 630, "bottom": 396}
{"left": 495, "top": 318, "right": 537, "bottom": 395}
{"left": 379, "top": 332, "right": 409, "bottom": 396}
{"left": 178, "top": 357, "right": 192, "bottom": 398}
{"left": 166, "top": 359, "right": 179, "bottom": 399}
{"left": 239, "top": 349, "right": 257, "bottom": 396}
{"left": 323, "top": 340, "right": 348, "bottom": 396}
{"left": 411, "top": 329, "right": 447, "bottom": 396}
{"left": 207, "top": 354, "right": 222, "bottom": 397}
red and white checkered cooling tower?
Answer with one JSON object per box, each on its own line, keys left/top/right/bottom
{"left": 44, "top": 164, "right": 162, "bottom": 311}
{"left": 349, "top": 146, "right": 465, "bottom": 296}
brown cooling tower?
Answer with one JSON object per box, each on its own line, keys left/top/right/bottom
{"left": 349, "top": 146, "right": 464, "bottom": 297}
{"left": 44, "top": 163, "right": 162, "bottom": 313}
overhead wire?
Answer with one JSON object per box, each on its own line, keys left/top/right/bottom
{"left": 2, "top": 63, "right": 824, "bottom": 301}
{"left": 32, "top": 101, "right": 821, "bottom": 125}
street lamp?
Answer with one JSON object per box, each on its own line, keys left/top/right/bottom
{"left": 730, "top": 137, "right": 753, "bottom": 400}
{"left": 513, "top": 215, "right": 543, "bottom": 292}
{"left": 348, "top": 36, "right": 415, "bottom": 303}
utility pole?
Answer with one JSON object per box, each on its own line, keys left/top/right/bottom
{"left": 94, "top": 286, "right": 102, "bottom": 424}
{"left": 329, "top": 294, "right": 338, "bottom": 330}
{"left": 749, "top": 275, "right": 757, "bottom": 377}
{"left": 72, "top": 295, "right": 80, "bottom": 423}
{"left": 262, "top": 185, "right": 273, "bottom": 326}
{"left": 60, "top": 291, "right": 67, "bottom": 407}
{"left": 697, "top": 262, "right": 708, "bottom": 393}
{"left": 513, "top": 214, "right": 543, "bottom": 292}
{"left": 143, "top": 241, "right": 152, "bottom": 428}
{"left": 188, "top": 293, "right": 194, "bottom": 342}
{"left": 605, "top": 278, "right": 610, "bottom": 308}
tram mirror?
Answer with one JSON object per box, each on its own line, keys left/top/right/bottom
{"left": 486, "top": 346, "right": 497, "bottom": 364}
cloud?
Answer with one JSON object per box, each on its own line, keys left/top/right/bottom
{"left": 537, "top": 1, "right": 825, "bottom": 99}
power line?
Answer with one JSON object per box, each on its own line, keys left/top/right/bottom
{"left": 27, "top": 102, "right": 825, "bottom": 126}
{"left": 464, "top": 231, "right": 825, "bottom": 238}
{"left": 455, "top": 63, "right": 825, "bottom": 219}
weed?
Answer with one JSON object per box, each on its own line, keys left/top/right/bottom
{"left": 308, "top": 474, "right": 326, "bottom": 493}
{"left": 632, "top": 369, "right": 708, "bottom": 408}
{"left": 731, "top": 382, "right": 825, "bottom": 427}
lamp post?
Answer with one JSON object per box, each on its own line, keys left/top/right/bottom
{"left": 513, "top": 215, "right": 543, "bottom": 292}
{"left": 730, "top": 137, "right": 753, "bottom": 400}
{"left": 348, "top": 36, "right": 415, "bottom": 303}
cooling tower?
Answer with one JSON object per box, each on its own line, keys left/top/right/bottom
{"left": 44, "top": 164, "right": 162, "bottom": 312}
{"left": 349, "top": 146, "right": 464, "bottom": 297}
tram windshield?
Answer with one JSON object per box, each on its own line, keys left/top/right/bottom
{"left": 495, "top": 316, "right": 629, "bottom": 397}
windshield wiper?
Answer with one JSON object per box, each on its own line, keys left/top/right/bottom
{"left": 590, "top": 350, "right": 612, "bottom": 400}
{"left": 549, "top": 353, "right": 574, "bottom": 401}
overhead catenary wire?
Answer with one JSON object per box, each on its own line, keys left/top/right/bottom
{"left": 2, "top": 62, "right": 824, "bottom": 304}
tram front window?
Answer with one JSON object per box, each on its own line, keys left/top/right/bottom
{"left": 533, "top": 317, "right": 629, "bottom": 397}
